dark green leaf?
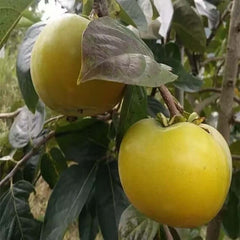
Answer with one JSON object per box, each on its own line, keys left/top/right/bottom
{"left": 40, "top": 153, "right": 59, "bottom": 189}
{"left": 41, "top": 163, "right": 97, "bottom": 240}
{"left": 119, "top": 205, "right": 159, "bottom": 240}
{"left": 117, "top": 85, "right": 147, "bottom": 148}
{"left": 147, "top": 96, "right": 170, "bottom": 117}
{"left": 231, "top": 172, "right": 240, "bottom": 199}
{"left": 40, "top": 148, "right": 67, "bottom": 188}
{"left": 9, "top": 102, "right": 45, "bottom": 148}
{"left": 23, "top": 149, "right": 42, "bottom": 183}
{"left": 230, "top": 141, "right": 240, "bottom": 155}
{"left": 0, "top": 0, "right": 34, "bottom": 48}
{"left": 95, "top": 161, "right": 129, "bottom": 240}
{"left": 79, "top": 17, "right": 177, "bottom": 87}
{"left": 49, "top": 147, "right": 67, "bottom": 173}
{"left": 16, "top": 22, "right": 46, "bottom": 112}
{"left": 0, "top": 180, "right": 41, "bottom": 240}
{"left": 222, "top": 191, "right": 240, "bottom": 238}
{"left": 116, "top": 0, "right": 148, "bottom": 31}
{"left": 56, "top": 118, "right": 109, "bottom": 163}
{"left": 172, "top": 0, "right": 206, "bottom": 53}
{"left": 145, "top": 41, "right": 202, "bottom": 92}
{"left": 78, "top": 191, "right": 99, "bottom": 240}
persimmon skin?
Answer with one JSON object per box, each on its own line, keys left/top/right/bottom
{"left": 31, "top": 14, "right": 124, "bottom": 116}
{"left": 118, "top": 119, "right": 232, "bottom": 228}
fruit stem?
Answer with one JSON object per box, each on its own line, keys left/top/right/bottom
{"left": 158, "top": 85, "right": 180, "bottom": 117}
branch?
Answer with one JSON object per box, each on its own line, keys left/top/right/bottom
{"left": 201, "top": 56, "right": 225, "bottom": 66}
{"left": 194, "top": 94, "right": 219, "bottom": 114}
{"left": 196, "top": 88, "right": 240, "bottom": 105}
{"left": 158, "top": 86, "right": 180, "bottom": 117}
{"left": 44, "top": 115, "right": 64, "bottom": 126}
{"left": 207, "top": 1, "right": 240, "bottom": 239}
{"left": 232, "top": 155, "right": 240, "bottom": 161}
{"left": 0, "top": 131, "right": 55, "bottom": 187}
{"left": 198, "top": 87, "right": 222, "bottom": 94}
{"left": 163, "top": 225, "right": 173, "bottom": 240}
{"left": 206, "top": 213, "right": 222, "bottom": 240}
{"left": 217, "top": 0, "right": 240, "bottom": 141}
{"left": 0, "top": 108, "right": 22, "bottom": 119}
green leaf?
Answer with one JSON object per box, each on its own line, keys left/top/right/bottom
{"left": 40, "top": 147, "right": 67, "bottom": 188}
{"left": 106, "top": 0, "right": 122, "bottom": 18}
{"left": 79, "top": 17, "right": 177, "bottom": 87}
{"left": 230, "top": 141, "right": 240, "bottom": 155}
{"left": 40, "top": 163, "right": 97, "bottom": 240}
{"left": 0, "top": 0, "right": 34, "bottom": 48}
{"left": 172, "top": 0, "right": 206, "bottom": 53}
{"left": 0, "top": 180, "right": 41, "bottom": 240}
{"left": 145, "top": 41, "right": 202, "bottom": 92}
{"left": 119, "top": 205, "right": 159, "bottom": 240}
{"left": 222, "top": 191, "right": 240, "bottom": 239}
{"left": 147, "top": 96, "right": 170, "bottom": 118}
{"left": 231, "top": 171, "right": 240, "bottom": 199}
{"left": 78, "top": 191, "right": 99, "bottom": 240}
{"left": 117, "top": 85, "right": 147, "bottom": 148}
{"left": 9, "top": 102, "right": 45, "bottom": 148}
{"left": 56, "top": 118, "right": 109, "bottom": 163}
{"left": 95, "top": 161, "right": 129, "bottom": 240}
{"left": 116, "top": 0, "right": 148, "bottom": 31}
{"left": 40, "top": 153, "right": 59, "bottom": 189}
{"left": 49, "top": 147, "right": 68, "bottom": 173}
{"left": 16, "top": 22, "right": 46, "bottom": 112}
{"left": 82, "top": 0, "right": 94, "bottom": 16}
{"left": 23, "top": 149, "right": 42, "bottom": 183}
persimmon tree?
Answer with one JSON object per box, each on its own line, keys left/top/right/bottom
{"left": 0, "top": 0, "right": 240, "bottom": 240}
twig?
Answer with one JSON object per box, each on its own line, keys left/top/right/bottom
{"left": 95, "top": 112, "right": 112, "bottom": 121}
{"left": 185, "top": 49, "right": 200, "bottom": 76}
{"left": 0, "top": 131, "right": 55, "bottom": 187}
{"left": 0, "top": 108, "right": 22, "bottom": 119}
{"left": 163, "top": 225, "right": 173, "bottom": 240}
{"left": 198, "top": 87, "right": 222, "bottom": 94}
{"left": 158, "top": 86, "right": 180, "bottom": 117}
{"left": 194, "top": 94, "right": 219, "bottom": 114}
{"left": 150, "top": 88, "right": 157, "bottom": 97}
{"left": 195, "top": 88, "right": 240, "bottom": 105}
{"left": 232, "top": 155, "right": 240, "bottom": 161}
{"left": 201, "top": 56, "right": 225, "bottom": 66}
{"left": 44, "top": 115, "right": 64, "bottom": 126}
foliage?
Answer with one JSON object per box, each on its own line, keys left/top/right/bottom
{"left": 0, "top": 0, "right": 239, "bottom": 240}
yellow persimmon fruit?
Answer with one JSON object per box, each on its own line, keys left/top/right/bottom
{"left": 30, "top": 14, "right": 124, "bottom": 116}
{"left": 118, "top": 118, "right": 232, "bottom": 228}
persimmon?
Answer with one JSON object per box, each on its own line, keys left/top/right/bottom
{"left": 31, "top": 14, "right": 124, "bottom": 116}
{"left": 119, "top": 119, "right": 232, "bottom": 227}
